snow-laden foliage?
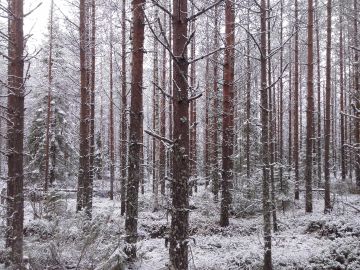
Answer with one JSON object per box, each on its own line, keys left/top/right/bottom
{"left": 27, "top": 95, "right": 75, "bottom": 185}
{"left": 1, "top": 182, "right": 360, "bottom": 270}
{"left": 25, "top": 12, "right": 79, "bottom": 188}
{"left": 24, "top": 199, "right": 126, "bottom": 270}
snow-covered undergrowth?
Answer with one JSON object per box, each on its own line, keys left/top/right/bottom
{"left": 1, "top": 186, "right": 360, "bottom": 269}
{"left": 135, "top": 189, "right": 360, "bottom": 270}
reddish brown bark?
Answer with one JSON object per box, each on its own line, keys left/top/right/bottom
{"left": 44, "top": 0, "right": 54, "bottom": 192}
{"left": 204, "top": 20, "right": 211, "bottom": 187}
{"left": 339, "top": 1, "right": 346, "bottom": 182}
{"left": 288, "top": 39, "right": 293, "bottom": 186}
{"left": 167, "top": 1, "right": 173, "bottom": 182}
{"left": 260, "top": 0, "right": 272, "bottom": 268}
{"left": 212, "top": 5, "right": 220, "bottom": 202}
{"left": 267, "top": 0, "right": 277, "bottom": 232}
{"left": 246, "top": 5, "right": 251, "bottom": 179}
{"left": 294, "top": 0, "right": 300, "bottom": 200}
{"left": 220, "top": 0, "right": 235, "bottom": 228}
{"left": 152, "top": 15, "right": 160, "bottom": 209}
{"left": 324, "top": 0, "right": 332, "bottom": 213}
{"left": 169, "top": 0, "right": 189, "bottom": 268}
{"left": 279, "top": 0, "right": 285, "bottom": 211}
{"left": 315, "top": 0, "right": 322, "bottom": 187}
{"left": 354, "top": 0, "right": 360, "bottom": 187}
{"left": 159, "top": 9, "right": 167, "bottom": 195}
{"left": 305, "top": 0, "right": 315, "bottom": 213}
{"left": 6, "top": 0, "right": 25, "bottom": 267}
{"left": 125, "top": 0, "right": 145, "bottom": 259}
{"left": 120, "top": 0, "right": 127, "bottom": 216}
{"left": 109, "top": 19, "right": 115, "bottom": 201}
{"left": 189, "top": 10, "right": 197, "bottom": 193}
{"left": 88, "top": 0, "right": 96, "bottom": 213}
{"left": 77, "top": 0, "right": 91, "bottom": 214}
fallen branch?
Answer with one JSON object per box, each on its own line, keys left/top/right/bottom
{"left": 341, "top": 201, "right": 360, "bottom": 213}
{"left": 145, "top": 129, "right": 173, "bottom": 144}
{"left": 24, "top": 188, "right": 78, "bottom": 193}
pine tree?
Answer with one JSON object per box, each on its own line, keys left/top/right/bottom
{"left": 260, "top": 0, "right": 272, "bottom": 268}
{"left": 305, "top": 0, "right": 315, "bottom": 213}
{"left": 125, "top": 0, "right": 146, "bottom": 260}
{"left": 324, "top": 0, "right": 332, "bottom": 213}
{"left": 77, "top": 0, "right": 92, "bottom": 215}
{"left": 6, "top": 0, "right": 25, "bottom": 267}
{"left": 220, "top": 0, "right": 235, "bottom": 228}
{"left": 120, "top": 0, "right": 128, "bottom": 216}
{"left": 170, "top": 0, "right": 190, "bottom": 268}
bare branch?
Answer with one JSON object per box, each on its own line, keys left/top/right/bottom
{"left": 188, "top": 92, "right": 203, "bottom": 102}
{"left": 189, "top": 47, "right": 224, "bottom": 64}
{"left": 181, "top": 30, "right": 195, "bottom": 58}
{"left": 350, "top": 45, "right": 360, "bottom": 52}
{"left": 187, "top": 0, "right": 224, "bottom": 22}
{"left": 151, "top": 0, "right": 173, "bottom": 19}
{"left": 145, "top": 13, "right": 177, "bottom": 63}
{"left": 340, "top": 111, "right": 360, "bottom": 120}
{"left": 24, "top": 2, "right": 42, "bottom": 17}
{"left": 237, "top": 23, "right": 264, "bottom": 58}
{"left": 341, "top": 200, "right": 360, "bottom": 213}
{"left": 145, "top": 129, "right": 173, "bottom": 144}
{"left": 152, "top": 82, "right": 173, "bottom": 99}
{"left": 261, "top": 63, "right": 289, "bottom": 91}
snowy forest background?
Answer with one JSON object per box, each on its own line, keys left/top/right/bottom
{"left": 1, "top": 0, "right": 360, "bottom": 269}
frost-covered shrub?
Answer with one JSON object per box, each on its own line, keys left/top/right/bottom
{"left": 305, "top": 219, "right": 360, "bottom": 239}
{"left": 28, "top": 190, "right": 67, "bottom": 220}
{"left": 232, "top": 171, "right": 262, "bottom": 217}
{"left": 27, "top": 212, "right": 126, "bottom": 270}
{"left": 24, "top": 219, "right": 53, "bottom": 240}
{"left": 308, "top": 238, "right": 360, "bottom": 270}
{"left": 226, "top": 252, "right": 263, "bottom": 270}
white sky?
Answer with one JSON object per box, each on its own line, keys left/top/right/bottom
{"left": 25, "top": 1, "right": 52, "bottom": 49}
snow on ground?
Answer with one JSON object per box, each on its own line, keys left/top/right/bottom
{"left": 136, "top": 189, "right": 360, "bottom": 270}
{"left": 1, "top": 185, "right": 360, "bottom": 269}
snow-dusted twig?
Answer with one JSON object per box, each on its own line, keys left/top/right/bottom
{"left": 145, "top": 129, "right": 173, "bottom": 145}
{"left": 187, "top": 0, "right": 224, "bottom": 22}
{"left": 340, "top": 200, "right": 360, "bottom": 213}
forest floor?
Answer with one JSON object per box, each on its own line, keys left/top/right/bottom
{"left": 1, "top": 182, "right": 360, "bottom": 269}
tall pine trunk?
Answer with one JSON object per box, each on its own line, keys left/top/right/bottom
{"left": 220, "top": 0, "right": 235, "bottom": 228}
{"left": 6, "top": 0, "right": 25, "bottom": 267}
{"left": 152, "top": 13, "right": 160, "bottom": 209}
{"left": 189, "top": 9, "right": 197, "bottom": 193}
{"left": 267, "top": 0, "right": 277, "bottom": 232}
{"left": 339, "top": 1, "right": 346, "bottom": 182}
{"left": 294, "top": 0, "right": 300, "bottom": 200}
{"left": 305, "top": 0, "right": 315, "bottom": 213}
{"left": 204, "top": 20, "right": 211, "bottom": 187}
{"left": 246, "top": 0, "right": 251, "bottom": 180}
{"left": 109, "top": 18, "right": 115, "bottom": 201}
{"left": 88, "top": 0, "right": 96, "bottom": 213}
{"left": 44, "top": 0, "right": 54, "bottom": 192}
{"left": 170, "top": 0, "right": 189, "bottom": 268}
{"left": 260, "top": 0, "right": 272, "bottom": 268}
{"left": 212, "top": 6, "right": 220, "bottom": 202}
{"left": 324, "top": 0, "right": 332, "bottom": 213}
{"left": 315, "top": 0, "right": 322, "bottom": 187}
{"left": 159, "top": 9, "right": 167, "bottom": 196}
{"left": 279, "top": 0, "right": 285, "bottom": 212}
{"left": 125, "top": 0, "right": 145, "bottom": 259}
{"left": 353, "top": 0, "right": 360, "bottom": 188}
{"left": 120, "top": 0, "right": 127, "bottom": 216}
{"left": 77, "top": 0, "right": 91, "bottom": 215}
